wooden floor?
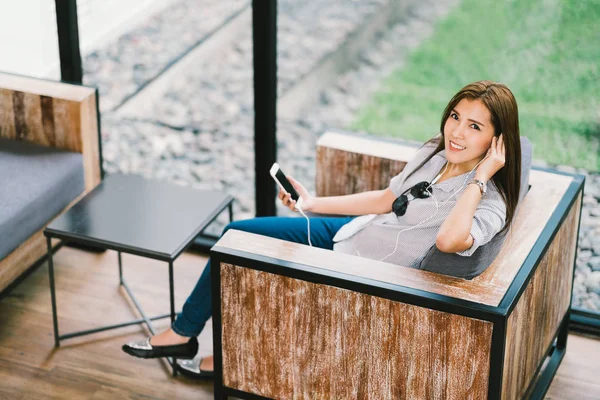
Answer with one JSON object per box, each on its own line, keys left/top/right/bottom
{"left": 0, "top": 245, "right": 599, "bottom": 399}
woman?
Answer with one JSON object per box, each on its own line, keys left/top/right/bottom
{"left": 122, "top": 80, "right": 522, "bottom": 378}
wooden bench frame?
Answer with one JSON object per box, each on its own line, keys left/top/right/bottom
{"left": 211, "top": 131, "right": 584, "bottom": 399}
{"left": 0, "top": 72, "right": 102, "bottom": 294}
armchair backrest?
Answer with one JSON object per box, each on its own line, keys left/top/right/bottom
{"left": 0, "top": 72, "right": 101, "bottom": 190}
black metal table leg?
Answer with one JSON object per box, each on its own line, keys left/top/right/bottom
{"left": 169, "top": 261, "right": 176, "bottom": 323}
{"left": 47, "top": 236, "right": 60, "bottom": 347}
{"left": 118, "top": 251, "right": 123, "bottom": 284}
{"left": 169, "top": 260, "right": 178, "bottom": 376}
{"left": 45, "top": 240, "right": 178, "bottom": 360}
{"left": 121, "top": 279, "right": 157, "bottom": 335}
{"left": 59, "top": 313, "right": 171, "bottom": 340}
{"left": 190, "top": 199, "right": 234, "bottom": 253}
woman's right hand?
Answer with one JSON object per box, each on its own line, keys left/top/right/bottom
{"left": 278, "top": 176, "right": 314, "bottom": 212}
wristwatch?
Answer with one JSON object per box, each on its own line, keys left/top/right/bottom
{"left": 468, "top": 179, "right": 487, "bottom": 196}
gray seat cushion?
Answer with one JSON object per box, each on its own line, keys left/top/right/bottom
{"left": 419, "top": 137, "right": 533, "bottom": 279}
{"left": 0, "top": 138, "right": 84, "bottom": 261}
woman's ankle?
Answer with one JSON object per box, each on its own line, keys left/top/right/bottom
{"left": 150, "top": 328, "right": 191, "bottom": 346}
{"left": 200, "top": 355, "right": 214, "bottom": 372}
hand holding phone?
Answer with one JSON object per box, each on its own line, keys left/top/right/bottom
{"left": 270, "top": 163, "right": 314, "bottom": 246}
{"left": 270, "top": 163, "right": 303, "bottom": 208}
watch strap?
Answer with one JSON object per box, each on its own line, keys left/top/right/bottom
{"left": 468, "top": 179, "right": 486, "bottom": 195}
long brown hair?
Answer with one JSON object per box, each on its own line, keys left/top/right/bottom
{"left": 408, "top": 81, "right": 521, "bottom": 234}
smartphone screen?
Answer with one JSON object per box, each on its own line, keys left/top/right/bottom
{"left": 275, "top": 168, "right": 300, "bottom": 201}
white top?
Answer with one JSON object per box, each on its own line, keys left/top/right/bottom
{"left": 333, "top": 143, "right": 507, "bottom": 268}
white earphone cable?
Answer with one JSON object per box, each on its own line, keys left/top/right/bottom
{"left": 298, "top": 157, "right": 485, "bottom": 255}
{"left": 377, "top": 158, "right": 484, "bottom": 263}
{"left": 297, "top": 206, "right": 313, "bottom": 247}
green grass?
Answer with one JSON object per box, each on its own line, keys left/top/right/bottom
{"left": 351, "top": 0, "right": 600, "bottom": 171}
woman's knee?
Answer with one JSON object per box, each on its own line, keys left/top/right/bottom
{"left": 222, "top": 218, "right": 264, "bottom": 236}
{"left": 221, "top": 217, "right": 284, "bottom": 239}
{"left": 223, "top": 220, "right": 243, "bottom": 235}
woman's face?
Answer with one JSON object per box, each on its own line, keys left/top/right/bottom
{"left": 443, "top": 98, "right": 496, "bottom": 170}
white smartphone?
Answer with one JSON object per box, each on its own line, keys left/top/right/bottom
{"left": 270, "top": 163, "right": 303, "bottom": 207}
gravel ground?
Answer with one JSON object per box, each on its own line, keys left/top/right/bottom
{"left": 88, "top": 0, "right": 600, "bottom": 313}
{"left": 83, "top": 0, "right": 248, "bottom": 112}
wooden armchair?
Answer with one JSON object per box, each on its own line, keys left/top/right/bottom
{"left": 0, "top": 72, "right": 102, "bottom": 293}
{"left": 211, "top": 131, "right": 584, "bottom": 400}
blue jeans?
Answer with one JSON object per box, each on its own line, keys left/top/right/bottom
{"left": 171, "top": 216, "right": 353, "bottom": 337}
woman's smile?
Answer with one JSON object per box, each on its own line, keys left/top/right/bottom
{"left": 448, "top": 140, "right": 466, "bottom": 151}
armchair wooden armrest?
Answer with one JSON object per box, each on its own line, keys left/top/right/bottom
{"left": 0, "top": 73, "right": 101, "bottom": 293}
{"left": 211, "top": 130, "right": 584, "bottom": 399}
{"left": 0, "top": 72, "right": 101, "bottom": 191}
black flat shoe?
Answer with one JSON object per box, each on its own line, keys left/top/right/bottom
{"left": 177, "top": 357, "right": 214, "bottom": 379}
{"left": 122, "top": 336, "right": 198, "bottom": 359}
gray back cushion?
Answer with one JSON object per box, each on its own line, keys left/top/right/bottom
{"left": 0, "top": 138, "right": 84, "bottom": 261}
{"left": 419, "top": 137, "right": 533, "bottom": 279}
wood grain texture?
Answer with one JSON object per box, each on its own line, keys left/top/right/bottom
{"left": 501, "top": 193, "right": 581, "bottom": 400}
{"left": 52, "top": 97, "right": 83, "bottom": 152}
{"left": 0, "top": 193, "right": 86, "bottom": 293}
{"left": 0, "top": 245, "right": 597, "bottom": 399}
{"left": 0, "top": 231, "right": 48, "bottom": 293}
{"left": 313, "top": 131, "right": 575, "bottom": 306}
{"left": 11, "top": 91, "right": 27, "bottom": 140}
{"left": 474, "top": 170, "right": 574, "bottom": 288}
{"left": 215, "top": 132, "right": 582, "bottom": 398}
{"left": 316, "top": 145, "right": 408, "bottom": 197}
{"left": 0, "top": 88, "right": 16, "bottom": 139}
{"left": 79, "top": 95, "right": 101, "bottom": 190}
{"left": 0, "top": 72, "right": 93, "bottom": 101}
{"left": 0, "top": 72, "right": 97, "bottom": 156}
{"left": 220, "top": 263, "right": 493, "bottom": 399}
{"left": 24, "top": 91, "right": 48, "bottom": 145}
{"left": 217, "top": 229, "right": 507, "bottom": 305}
{"left": 40, "top": 95, "right": 56, "bottom": 144}
{"left": 546, "top": 333, "right": 600, "bottom": 400}
{"left": 317, "top": 131, "right": 419, "bottom": 163}
{"left": 315, "top": 132, "right": 416, "bottom": 198}
{"left": 0, "top": 73, "right": 102, "bottom": 290}
{"left": 0, "top": 246, "right": 214, "bottom": 400}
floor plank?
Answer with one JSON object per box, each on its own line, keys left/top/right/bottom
{"left": 0, "top": 246, "right": 598, "bottom": 399}
{"left": 0, "top": 247, "right": 213, "bottom": 400}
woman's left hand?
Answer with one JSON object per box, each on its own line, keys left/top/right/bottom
{"left": 475, "top": 133, "right": 506, "bottom": 181}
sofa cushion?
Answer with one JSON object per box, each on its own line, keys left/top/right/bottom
{"left": 419, "top": 136, "right": 533, "bottom": 279}
{"left": 0, "top": 138, "right": 84, "bottom": 260}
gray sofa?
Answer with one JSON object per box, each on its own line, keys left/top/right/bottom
{"left": 0, "top": 138, "right": 84, "bottom": 261}
{"left": 0, "top": 72, "right": 101, "bottom": 294}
